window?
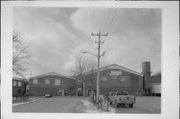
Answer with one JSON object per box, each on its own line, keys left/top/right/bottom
{"left": 77, "top": 88, "right": 82, "bottom": 91}
{"left": 33, "top": 79, "right": 38, "bottom": 84}
{"left": 17, "top": 89, "right": 21, "bottom": 94}
{"left": 18, "top": 82, "right": 22, "bottom": 86}
{"left": 101, "top": 76, "right": 108, "bottom": 81}
{"left": 45, "top": 79, "right": 50, "bottom": 84}
{"left": 54, "top": 79, "right": 60, "bottom": 85}
{"left": 77, "top": 80, "right": 82, "bottom": 83}
{"left": 13, "top": 81, "right": 17, "bottom": 86}
{"left": 121, "top": 76, "right": 127, "bottom": 82}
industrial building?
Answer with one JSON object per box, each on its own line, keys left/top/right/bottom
{"left": 13, "top": 62, "right": 160, "bottom": 97}
{"left": 76, "top": 63, "right": 149, "bottom": 96}
{"left": 29, "top": 72, "right": 76, "bottom": 96}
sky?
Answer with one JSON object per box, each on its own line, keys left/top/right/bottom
{"left": 13, "top": 7, "right": 161, "bottom": 77}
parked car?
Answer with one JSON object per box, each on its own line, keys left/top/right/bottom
{"left": 108, "top": 91, "right": 136, "bottom": 108}
{"left": 44, "top": 93, "right": 53, "bottom": 98}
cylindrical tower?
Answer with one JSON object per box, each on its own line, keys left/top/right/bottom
{"left": 142, "top": 61, "right": 151, "bottom": 77}
{"left": 142, "top": 61, "right": 151, "bottom": 95}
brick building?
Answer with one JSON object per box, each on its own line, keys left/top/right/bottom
{"left": 76, "top": 64, "right": 143, "bottom": 96}
{"left": 12, "top": 77, "right": 29, "bottom": 97}
{"left": 29, "top": 72, "right": 75, "bottom": 96}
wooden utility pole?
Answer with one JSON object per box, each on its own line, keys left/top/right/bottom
{"left": 91, "top": 31, "right": 108, "bottom": 101}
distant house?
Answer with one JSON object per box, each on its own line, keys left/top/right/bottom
{"left": 76, "top": 64, "right": 144, "bottom": 96}
{"left": 12, "top": 77, "right": 29, "bottom": 98}
{"left": 29, "top": 72, "right": 76, "bottom": 96}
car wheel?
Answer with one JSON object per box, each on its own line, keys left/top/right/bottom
{"left": 129, "top": 104, "right": 133, "bottom": 108}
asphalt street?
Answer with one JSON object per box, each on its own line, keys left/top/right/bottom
{"left": 13, "top": 96, "right": 87, "bottom": 113}
{"left": 13, "top": 96, "right": 161, "bottom": 113}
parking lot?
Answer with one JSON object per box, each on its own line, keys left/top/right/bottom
{"left": 114, "top": 96, "right": 161, "bottom": 113}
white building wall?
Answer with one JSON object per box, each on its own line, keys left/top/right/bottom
{"left": 151, "top": 83, "right": 161, "bottom": 94}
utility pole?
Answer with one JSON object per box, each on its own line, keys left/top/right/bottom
{"left": 91, "top": 31, "right": 108, "bottom": 101}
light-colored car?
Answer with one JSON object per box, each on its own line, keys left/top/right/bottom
{"left": 108, "top": 91, "right": 136, "bottom": 108}
{"left": 44, "top": 93, "right": 53, "bottom": 98}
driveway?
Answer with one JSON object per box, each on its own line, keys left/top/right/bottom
{"left": 13, "top": 96, "right": 88, "bottom": 113}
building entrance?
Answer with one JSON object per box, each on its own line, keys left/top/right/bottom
{"left": 58, "top": 90, "right": 64, "bottom": 96}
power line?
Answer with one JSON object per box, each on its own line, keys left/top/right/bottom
{"left": 102, "top": 8, "right": 111, "bottom": 33}
{"left": 106, "top": 8, "right": 118, "bottom": 33}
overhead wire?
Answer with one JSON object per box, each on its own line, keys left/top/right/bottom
{"left": 101, "top": 8, "right": 111, "bottom": 33}
{"left": 106, "top": 8, "right": 118, "bottom": 34}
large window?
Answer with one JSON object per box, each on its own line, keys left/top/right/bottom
{"left": 121, "top": 76, "right": 128, "bottom": 82}
{"left": 45, "top": 79, "right": 50, "bottom": 84}
{"left": 13, "top": 81, "right": 17, "bottom": 86}
{"left": 101, "top": 76, "right": 108, "bottom": 81}
{"left": 33, "top": 79, "right": 38, "bottom": 84}
{"left": 18, "top": 82, "right": 22, "bottom": 86}
{"left": 54, "top": 79, "right": 60, "bottom": 85}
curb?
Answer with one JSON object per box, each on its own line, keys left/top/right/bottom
{"left": 82, "top": 99, "right": 116, "bottom": 113}
{"left": 13, "top": 100, "right": 38, "bottom": 106}
{"left": 81, "top": 99, "right": 99, "bottom": 113}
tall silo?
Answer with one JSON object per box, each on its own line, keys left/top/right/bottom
{"left": 142, "top": 61, "right": 151, "bottom": 95}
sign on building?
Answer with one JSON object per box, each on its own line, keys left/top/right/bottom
{"left": 109, "top": 70, "right": 122, "bottom": 76}
{"left": 109, "top": 70, "right": 122, "bottom": 79}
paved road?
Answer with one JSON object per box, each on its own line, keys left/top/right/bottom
{"left": 13, "top": 96, "right": 87, "bottom": 113}
{"left": 13, "top": 96, "right": 161, "bottom": 113}
{"left": 115, "top": 96, "right": 161, "bottom": 113}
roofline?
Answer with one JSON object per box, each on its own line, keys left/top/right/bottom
{"left": 13, "top": 77, "right": 28, "bottom": 81}
{"left": 29, "top": 72, "right": 75, "bottom": 80}
{"left": 84, "top": 64, "right": 143, "bottom": 76}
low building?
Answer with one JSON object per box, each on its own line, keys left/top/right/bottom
{"left": 150, "top": 73, "right": 161, "bottom": 96}
{"left": 29, "top": 72, "right": 76, "bottom": 96}
{"left": 76, "top": 64, "right": 144, "bottom": 96}
{"left": 12, "top": 77, "right": 29, "bottom": 98}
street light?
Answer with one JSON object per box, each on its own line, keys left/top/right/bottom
{"left": 82, "top": 50, "right": 105, "bottom": 101}
{"left": 82, "top": 51, "right": 97, "bottom": 57}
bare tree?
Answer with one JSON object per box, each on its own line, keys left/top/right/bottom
{"left": 72, "top": 56, "right": 87, "bottom": 76}
{"left": 13, "top": 32, "right": 31, "bottom": 78}
{"left": 72, "top": 56, "right": 96, "bottom": 96}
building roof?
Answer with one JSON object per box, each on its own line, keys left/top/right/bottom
{"left": 151, "top": 73, "right": 161, "bottom": 83}
{"left": 13, "top": 77, "right": 28, "bottom": 82}
{"left": 29, "top": 72, "right": 75, "bottom": 80}
{"left": 84, "top": 64, "right": 143, "bottom": 76}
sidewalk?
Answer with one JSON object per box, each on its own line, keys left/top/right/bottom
{"left": 13, "top": 99, "right": 38, "bottom": 106}
{"left": 80, "top": 99, "right": 116, "bottom": 113}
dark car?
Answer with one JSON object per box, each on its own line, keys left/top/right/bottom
{"left": 44, "top": 93, "right": 53, "bottom": 98}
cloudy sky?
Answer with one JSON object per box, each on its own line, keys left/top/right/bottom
{"left": 13, "top": 7, "right": 161, "bottom": 77}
